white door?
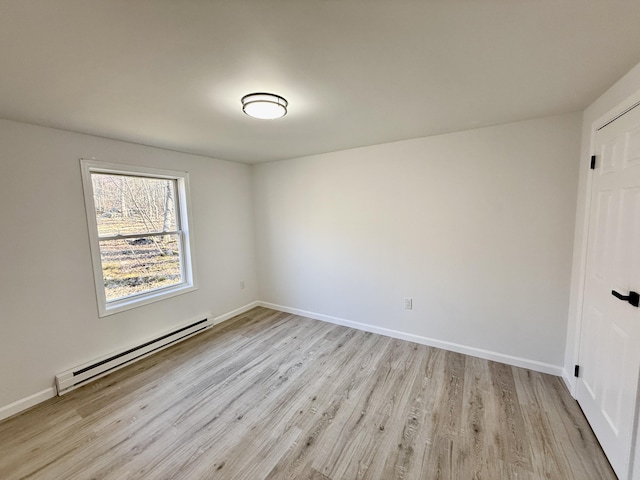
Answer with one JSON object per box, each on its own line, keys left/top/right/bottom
{"left": 577, "top": 103, "right": 640, "bottom": 480}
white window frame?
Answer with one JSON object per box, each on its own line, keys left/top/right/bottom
{"left": 80, "top": 159, "right": 197, "bottom": 317}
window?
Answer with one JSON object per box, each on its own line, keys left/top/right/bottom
{"left": 81, "top": 160, "right": 196, "bottom": 316}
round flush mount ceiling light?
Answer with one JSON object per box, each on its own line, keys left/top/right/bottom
{"left": 241, "top": 92, "right": 288, "bottom": 119}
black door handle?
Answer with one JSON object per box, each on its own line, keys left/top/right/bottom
{"left": 611, "top": 290, "right": 640, "bottom": 307}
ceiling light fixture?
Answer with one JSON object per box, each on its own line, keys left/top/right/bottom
{"left": 241, "top": 92, "right": 288, "bottom": 120}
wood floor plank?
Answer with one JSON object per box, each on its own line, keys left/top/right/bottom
{"left": 459, "top": 355, "right": 494, "bottom": 478}
{"left": 487, "top": 361, "right": 532, "bottom": 472}
{"left": 0, "top": 307, "right": 617, "bottom": 480}
{"left": 315, "top": 338, "right": 422, "bottom": 480}
{"left": 265, "top": 331, "right": 392, "bottom": 480}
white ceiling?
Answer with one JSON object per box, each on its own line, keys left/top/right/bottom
{"left": 1, "top": 1, "right": 640, "bottom": 164}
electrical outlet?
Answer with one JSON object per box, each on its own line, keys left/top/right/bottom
{"left": 404, "top": 298, "right": 412, "bottom": 310}
{"left": 240, "top": 280, "right": 245, "bottom": 289}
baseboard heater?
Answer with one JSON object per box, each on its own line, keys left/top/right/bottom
{"left": 55, "top": 317, "right": 212, "bottom": 395}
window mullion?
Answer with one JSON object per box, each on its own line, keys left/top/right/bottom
{"left": 98, "top": 231, "right": 181, "bottom": 241}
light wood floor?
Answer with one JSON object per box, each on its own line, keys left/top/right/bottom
{"left": 0, "top": 307, "right": 616, "bottom": 480}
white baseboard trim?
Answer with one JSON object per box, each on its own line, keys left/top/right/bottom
{"left": 0, "top": 387, "right": 56, "bottom": 422}
{"left": 212, "top": 301, "right": 260, "bottom": 325}
{"left": 0, "top": 301, "right": 262, "bottom": 423}
{"left": 258, "top": 301, "right": 564, "bottom": 377}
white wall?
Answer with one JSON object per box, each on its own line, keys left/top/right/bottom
{"left": 254, "top": 113, "right": 581, "bottom": 370}
{"left": 0, "top": 119, "right": 258, "bottom": 413}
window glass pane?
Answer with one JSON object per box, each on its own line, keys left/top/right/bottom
{"left": 91, "top": 174, "right": 177, "bottom": 237}
{"left": 99, "top": 234, "right": 182, "bottom": 302}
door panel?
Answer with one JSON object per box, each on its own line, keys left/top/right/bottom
{"left": 593, "top": 191, "right": 614, "bottom": 281}
{"left": 581, "top": 306, "right": 603, "bottom": 399}
{"left": 624, "top": 126, "right": 640, "bottom": 167}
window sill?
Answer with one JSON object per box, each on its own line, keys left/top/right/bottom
{"left": 98, "top": 283, "right": 198, "bottom": 317}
